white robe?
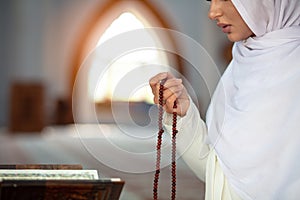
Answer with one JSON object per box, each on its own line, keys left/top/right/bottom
{"left": 164, "top": 102, "right": 241, "bottom": 200}
{"left": 165, "top": 0, "right": 300, "bottom": 199}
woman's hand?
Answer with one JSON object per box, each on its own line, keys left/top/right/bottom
{"left": 149, "top": 72, "right": 190, "bottom": 117}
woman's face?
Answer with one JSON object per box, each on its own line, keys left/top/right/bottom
{"left": 208, "top": 0, "right": 254, "bottom": 42}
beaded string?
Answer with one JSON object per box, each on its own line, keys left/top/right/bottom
{"left": 153, "top": 83, "right": 164, "bottom": 200}
{"left": 171, "top": 100, "right": 178, "bottom": 200}
{"left": 153, "top": 81, "right": 178, "bottom": 200}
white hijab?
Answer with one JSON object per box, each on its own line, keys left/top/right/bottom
{"left": 206, "top": 0, "right": 300, "bottom": 199}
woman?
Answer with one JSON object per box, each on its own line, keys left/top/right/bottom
{"left": 149, "top": 0, "right": 300, "bottom": 199}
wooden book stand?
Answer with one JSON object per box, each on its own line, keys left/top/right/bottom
{"left": 0, "top": 165, "right": 124, "bottom": 200}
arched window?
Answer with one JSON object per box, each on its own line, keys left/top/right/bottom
{"left": 89, "top": 12, "right": 168, "bottom": 103}
{"left": 71, "top": 0, "right": 183, "bottom": 123}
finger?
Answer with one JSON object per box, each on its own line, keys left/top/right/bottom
{"left": 149, "top": 72, "right": 168, "bottom": 89}
{"left": 149, "top": 72, "right": 177, "bottom": 104}
{"left": 164, "top": 93, "right": 178, "bottom": 113}
{"left": 164, "top": 78, "right": 182, "bottom": 89}
{"left": 162, "top": 83, "right": 184, "bottom": 99}
{"left": 153, "top": 83, "right": 161, "bottom": 104}
{"left": 159, "top": 78, "right": 182, "bottom": 101}
{"left": 162, "top": 87, "right": 182, "bottom": 109}
{"left": 149, "top": 72, "right": 176, "bottom": 90}
{"left": 149, "top": 73, "right": 167, "bottom": 102}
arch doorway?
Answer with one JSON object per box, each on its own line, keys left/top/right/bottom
{"left": 71, "top": 0, "right": 183, "bottom": 124}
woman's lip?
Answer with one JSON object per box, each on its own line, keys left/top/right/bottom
{"left": 217, "top": 23, "right": 231, "bottom": 33}
{"left": 222, "top": 25, "right": 231, "bottom": 33}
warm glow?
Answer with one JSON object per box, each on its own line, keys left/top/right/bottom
{"left": 89, "top": 12, "right": 168, "bottom": 103}
{"left": 97, "top": 12, "right": 144, "bottom": 46}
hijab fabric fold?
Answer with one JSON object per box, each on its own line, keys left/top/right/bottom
{"left": 206, "top": 0, "right": 300, "bottom": 199}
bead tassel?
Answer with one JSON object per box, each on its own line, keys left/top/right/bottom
{"left": 171, "top": 101, "right": 177, "bottom": 200}
{"left": 153, "top": 82, "right": 177, "bottom": 200}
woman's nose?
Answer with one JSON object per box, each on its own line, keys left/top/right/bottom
{"left": 208, "top": 1, "right": 222, "bottom": 20}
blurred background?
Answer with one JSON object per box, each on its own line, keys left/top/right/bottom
{"left": 0, "top": 0, "right": 232, "bottom": 199}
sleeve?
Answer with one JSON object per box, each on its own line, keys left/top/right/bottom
{"left": 163, "top": 100, "right": 210, "bottom": 182}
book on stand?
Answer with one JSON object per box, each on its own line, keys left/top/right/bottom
{"left": 0, "top": 165, "right": 124, "bottom": 200}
